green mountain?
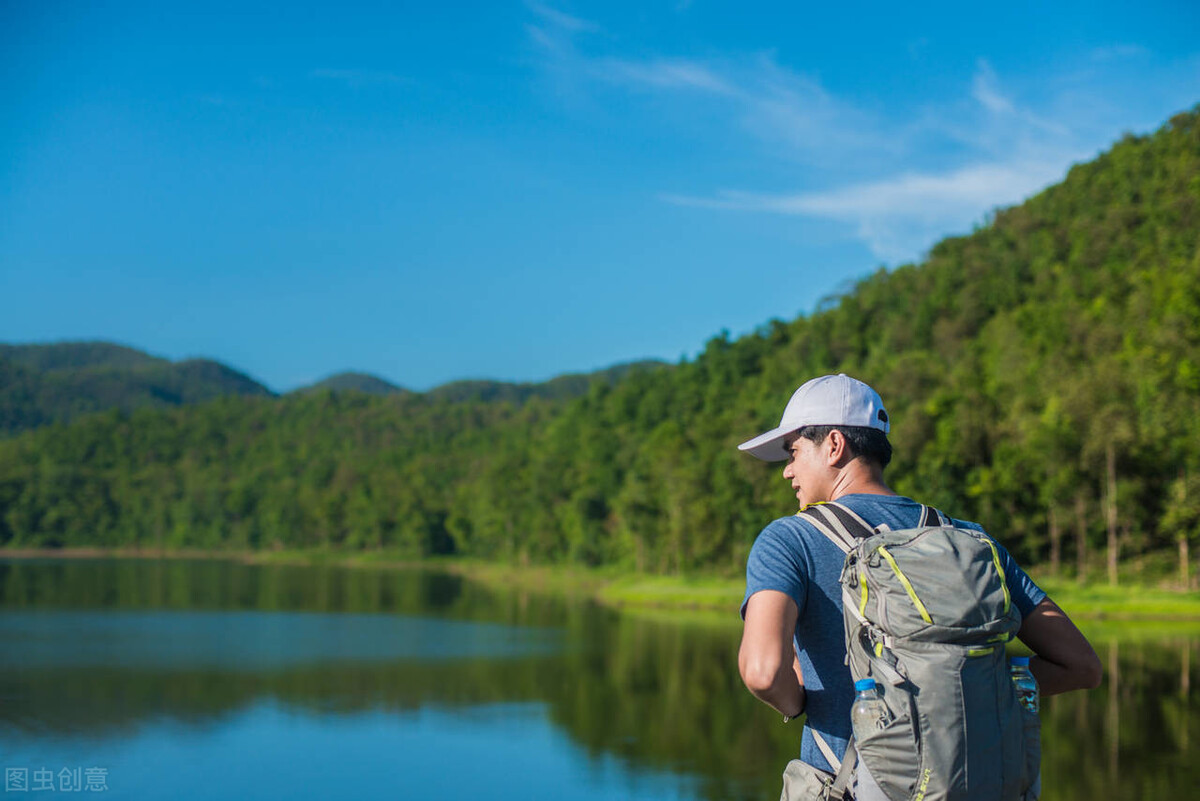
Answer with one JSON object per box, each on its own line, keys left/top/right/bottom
{"left": 0, "top": 342, "right": 166, "bottom": 371}
{"left": 297, "top": 372, "right": 408, "bottom": 396}
{"left": 0, "top": 342, "right": 665, "bottom": 434}
{"left": 424, "top": 360, "right": 668, "bottom": 405}
{"left": 1, "top": 107, "right": 1197, "bottom": 584}
{"left": 0, "top": 343, "right": 273, "bottom": 435}
{"left": 292, "top": 361, "right": 666, "bottom": 400}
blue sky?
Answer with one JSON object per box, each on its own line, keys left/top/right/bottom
{"left": 2, "top": 1, "right": 1197, "bottom": 392}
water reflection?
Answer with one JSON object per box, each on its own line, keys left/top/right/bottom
{"left": 0, "top": 558, "right": 1196, "bottom": 801}
{"left": 0, "top": 611, "right": 561, "bottom": 670}
{"left": 1039, "top": 635, "right": 1198, "bottom": 801}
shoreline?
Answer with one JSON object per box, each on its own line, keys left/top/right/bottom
{"left": 3, "top": 546, "right": 1199, "bottom": 622}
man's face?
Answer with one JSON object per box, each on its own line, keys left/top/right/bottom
{"left": 781, "top": 434, "right": 828, "bottom": 508}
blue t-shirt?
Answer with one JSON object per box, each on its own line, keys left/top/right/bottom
{"left": 740, "top": 494, "right": 1046, "bottom": 773}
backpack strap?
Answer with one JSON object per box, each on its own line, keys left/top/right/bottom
{"left": 920, "top": 505, "right": 952, "bottom": 527}
{"left": 812, "top": 729, "right": 842, "bottom": 773}
{"left": 811, "top": 730, "right": 858, "bottom": 801}
{"left": 821, "top": 502, "right": 877, "bottom": 539}
{"left": 798, "top": 503, "right": 875, "bottom": 630}
{"left": 797, "top": 504, "right": 858, "bottom": 554}
{"left": 797, "top": 502, "right": 876, "bottom": 554}
{"left": 830, "top": 739, "right": 858, "bottom": 801}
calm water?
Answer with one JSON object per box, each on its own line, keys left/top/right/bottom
{"left": 0, "top": 558, "right": 1196, "bottom": 800}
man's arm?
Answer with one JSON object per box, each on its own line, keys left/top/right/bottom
{"left": 1017, "top": 597, "right": 1103, "bottom": 695}
{"left": 739, "top": 589, "right": 805, "bottom": 718}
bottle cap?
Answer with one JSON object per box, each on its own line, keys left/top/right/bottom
{"left": 1010, "top": 656, "right": 1030, "bottom": 667}
{"left": 854, "top": 678, "right": 877, "bottom": 692}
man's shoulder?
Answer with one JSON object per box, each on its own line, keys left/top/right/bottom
{"left": 761, "top": 511, "right": 844, "bottom": 539}
{"left": 830, "top": 494, "right": 988, "bottom": 535}
{"left": 750, "top": 514, "right": 837, "bottom": 560}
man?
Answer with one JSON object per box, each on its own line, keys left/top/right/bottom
{"left": 736, "top": 373, "right": 1102, "bottom": 780}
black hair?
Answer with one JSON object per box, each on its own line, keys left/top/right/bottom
{"left": 794, "top": 425, "right": 892, "bottom": 469}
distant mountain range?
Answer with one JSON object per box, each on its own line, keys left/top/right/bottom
{"left": 0, "top": 342, "right": 667, "bottom": 436}
{"left": 0, "top": 343, "right": 272, "bottom": 436}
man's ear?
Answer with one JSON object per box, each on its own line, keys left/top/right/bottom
{"left": 825, "top": 429, "right": 849, "bottom": 466}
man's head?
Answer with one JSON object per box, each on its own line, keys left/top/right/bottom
{"left": 738, "top": 374, "right": 890, "bottom": 461}
{"left": 738, "top": 374, "right": 893, "bottom": 506}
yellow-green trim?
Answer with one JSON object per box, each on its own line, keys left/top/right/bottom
{"left": 967, "top": 647, "right": 995, "bottom": 657}
{"left": 858, "top": 570, "right": 869, "bottom": 616}
{"left": 985, "top": 540, "right": 1012, "bottom": 614}
{"left": 877, "top": 546, "right": 933, "bottom": 624}
{"left": 874, "top": 641, "right": 884, "bottom": 657}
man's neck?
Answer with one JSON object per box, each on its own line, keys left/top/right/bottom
{"left": 827, "top": 465, "right": 897, "bottom": 502}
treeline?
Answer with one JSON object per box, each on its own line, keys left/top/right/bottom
{"left": 1, "top": 108, "right": 1198, "bottom": 584}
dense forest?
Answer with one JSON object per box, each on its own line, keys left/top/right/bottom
{"left": 1, "top": 108, "right": 1198, "bottom": 586}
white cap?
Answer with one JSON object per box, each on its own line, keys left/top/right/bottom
{"left": 737, "top": 374, "right": 890, "bottom": 462}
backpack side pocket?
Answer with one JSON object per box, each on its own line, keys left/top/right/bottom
{"left": 854, "top": 711, "right": 921, "bottom": 801}
{"left": 780, "top": 759, "right": 835, "bottom": 801}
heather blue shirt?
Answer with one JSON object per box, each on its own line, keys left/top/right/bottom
{"left": 740, "top": 494, "right": 1046, "bottom": 774}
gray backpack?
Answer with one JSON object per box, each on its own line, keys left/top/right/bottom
{"left": 781, "top": 501, "right": 1041, "bottom": 801}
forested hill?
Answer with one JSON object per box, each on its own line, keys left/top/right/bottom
{"left": 290, "top": 361, "right": 668, "bottom": 402}
{"left": 0, "top": 343, "right": 273, "bottom": 435}
{"left": 295, "top": 372, "right": 408, "bottom": 396}
{"left": 0, "top": 342, "right": 165, "bottom": 371}
{"left": 422, "top": 360, "right": 668, "bottom": 405}
{"left": 1, "top": 107, "right": 1197, "bottom": 585}
{"left": 1, "top": 342, "right": 668, "bottom": 434}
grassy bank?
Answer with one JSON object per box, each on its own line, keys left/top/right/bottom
{"left": 446, "top": 560, "right": 1200, "bottom": 621}
{"left": 3, "top": 546, "right": 1199, "bottom": 622}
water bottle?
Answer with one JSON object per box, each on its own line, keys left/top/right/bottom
{"left": 1010, "top": 656, "right": 1039, "bottom": 713}
{"left": 850, "top": 678, "right": 890, "bottom": 742}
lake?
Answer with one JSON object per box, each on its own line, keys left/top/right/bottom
{"left": 0, "top": 558, "right": 1195, "bottom": 800}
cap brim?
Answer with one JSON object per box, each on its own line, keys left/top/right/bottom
{"left": 737, "top": 426, "right": 794, "bottom": 462}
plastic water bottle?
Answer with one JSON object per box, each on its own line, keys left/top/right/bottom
{"left": 1010, "top": 656, "right": 1039, "bottom": 713}
{"left": 850, "top": 678, "right": 890, "bottom": 742}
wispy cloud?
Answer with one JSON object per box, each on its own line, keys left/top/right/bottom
{"left": 524, "top": 7, "right": 888, "bottom": 160}
{"left": 647, "top": 55, "right": 1092, "bottom": 259}
{"left": 523, "top": 2, "right": 604, "bottom": 105}
{"left": 527, "top": 1, "right": 600, "bottom": 33}
{"left": 594, "top": 57, "right": 736, "bottom": 94}
{"left": 581, "top": 49, "right": 894, "bottom": 162}
{"left": 970, "top": 59, "right": 1070, "bottom": 136}
{"left": 662, "top": 160, "right": 1070, "bottom": 262}
{"left": 525, "top": 8, "right": 1180, "bottom": 265}
{"left": 971, "top": 60, "right": 1015, "bottom": 114}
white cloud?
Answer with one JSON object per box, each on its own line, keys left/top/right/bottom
{"left": 525, "top": 7, "right": 880, "bottom": 160}
{"left": 525, "top": 9, "right": 1180, "bottom": 265}
{"left": 653, "top": 60, "right": 1089, "bottom": 261}
{"left": 584, "top": 50, "right": 893, "bottom": 162}
{"left": 969, "top": 59, "right": 1070, "bottom": 139}
{"left": 663, "top": 159, "right": 1073, "bottom": 262}
{"left": 972, "top": 60, "right": 1016, "bottom": 114}
{"left": 527, "top": 2, "right": 600, "bottom": 33}
{"left": 594, "top": 58, "right": 736, "bottom": 94}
